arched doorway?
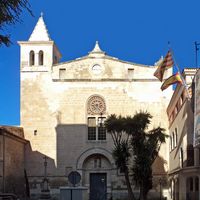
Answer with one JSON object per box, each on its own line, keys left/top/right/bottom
{"left": 82, "top": 153, "right": 112, "bottom": 200}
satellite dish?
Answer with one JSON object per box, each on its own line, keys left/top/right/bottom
{"left": 68, "top": 171, "right": 81, "bottom": 186}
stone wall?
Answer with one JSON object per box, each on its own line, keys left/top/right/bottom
{"left": 20, "top": 39, "right": 173, "bottom": 199}
{"left": 0, "top": 127, "right": 27, "bottom": 195}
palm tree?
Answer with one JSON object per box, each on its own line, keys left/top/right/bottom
{"left": 105, "top": 114, "right": 135, "bottom": 200}
{"left": 105, "top": 112, "right": 167, "bottom": 200}
{"left": 130, "top": 112, "right": 167, "bottom": 200}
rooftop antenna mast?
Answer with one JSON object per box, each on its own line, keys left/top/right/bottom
{"left": 195, "top": 41, "right": 200, "bottom": 68}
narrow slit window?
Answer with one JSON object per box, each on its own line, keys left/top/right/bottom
{"left": 39, "top": 50, "right": 44, "bottom": 65}
{"left": 29, "top": 50, "right": 35, "bottom": 66}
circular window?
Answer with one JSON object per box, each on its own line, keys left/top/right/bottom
{"left": 87, "top": 95, "right": 106, "bottom": 115}
{"left": 91, "top": 64, "right": 102, "bottom": 75}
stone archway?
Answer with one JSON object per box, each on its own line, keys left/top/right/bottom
{"left": 76, "top": 148, "right": 114, "bottom": 200}
{"left": 76, "top": 147, "right": 114, "bottom": 170}
{"left": 82, "top": 153, "right": 112, "bottom": 185}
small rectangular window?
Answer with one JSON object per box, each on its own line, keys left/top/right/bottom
{"left": 59, "top": 69, "right": 66, "bottom": 79}
{"left": 88, "top": 117, "right": 107, "bottom": 141}
{"left": 128, "top": 69, "right": 134, "bottom": 80}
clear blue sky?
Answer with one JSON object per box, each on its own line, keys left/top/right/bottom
{"left": 0, "top": 0, "right": 200, "bottom": 125}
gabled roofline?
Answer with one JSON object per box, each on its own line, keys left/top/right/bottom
{"left": 53, "top": 54, "right": 153, "bottom": 68}
{"left": 0, "top": 126, "right": 29, "bottom": 144}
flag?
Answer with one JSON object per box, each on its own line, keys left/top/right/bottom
{"left": 154, "top": 50, "right": 174, "bottom": 82}
{"left": 161, "top": 72, "right": 183, "bottom": 91}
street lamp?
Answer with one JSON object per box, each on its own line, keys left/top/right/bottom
{"left": 40, "top": 156, "right": 50, "bottom": 199}
{"left": 42, "top": 156, "right": 49, "bottom": 191}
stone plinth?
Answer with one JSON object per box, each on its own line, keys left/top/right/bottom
{"left": 60, "top": 187, "right": 88, "bottom": 200}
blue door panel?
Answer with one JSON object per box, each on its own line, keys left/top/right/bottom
{"left": 90, "top": 173, "right": 107, "bottom": 200}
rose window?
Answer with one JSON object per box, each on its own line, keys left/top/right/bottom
{"left": 87, "top": 96, "right": 106, "bottom": 115}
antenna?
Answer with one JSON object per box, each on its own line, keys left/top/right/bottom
{"left": 195, "top": 41, "right": 200, "bottom": 68}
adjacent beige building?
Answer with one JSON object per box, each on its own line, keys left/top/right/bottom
{"left": 18, "top": 15, "right": 173, "bottom": 199}
{"left": 0, "top": 126, "right": 28, "bottom": 195}
{"left": 167, "top": 68, "right": 200, "bottom": 200}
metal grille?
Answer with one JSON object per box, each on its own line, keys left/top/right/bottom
{"left": 88, "top": 117, "right": 96, "bottom": 140}
{"left": 88, "top": 117, "right": 106, "bottom": 141}
{"left": 88, "top": 127, "right": 96, "bottom": 140}
{"left": 98, "top": 126, "right": 106, "bottom": 140}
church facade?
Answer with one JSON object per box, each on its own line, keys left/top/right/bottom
{"left": 18, "top": 16, "right": 172, "bottom": 199}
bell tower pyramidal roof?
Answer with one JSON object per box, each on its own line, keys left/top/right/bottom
{"left": 18, "top": 13, "right": 62, "bottom": 68}
{"left": 29, "top": 13, "right": 51, "bottom": 41}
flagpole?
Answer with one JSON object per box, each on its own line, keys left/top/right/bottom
{"left": 167, "top": 41, "right": 182, "bottom": 74}
{"left": 168, "top": 42, "right": 190, "bottom": 98}
{"left": 195, "top": 41, "right": 200, "bottom": 68}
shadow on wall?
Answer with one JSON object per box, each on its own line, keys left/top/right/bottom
{"left": 151, "top": 156, "right": 168, "bottom": 200}
{"left": 152, "top": 155, "right": 168, "bottom": 187}
{"left": 152, "top": 155, "right": 167, "bottom": 175}
{"left": 23, "top": 123, "right": 168, "bottom": 199}
{"left": 4, "top": 175, "right": 26, "bottom": 196}
{"left": 1, "top": 142, "right": 56, "bottom": 196}
{"left": 23, "top": 123, "right": 89, "bottom": 191}
{"left": 55, "top": 123, "right": 88, "bottom": 172}
{"left": 25, "top": 142, "right": 64, "bottom": 191}
{"left": 25, "top": 142, "right": 57, "bottom": 177}
{"left": 55, "top": 123, "right": 114, "bottom": 189}
{"left": 55, "top": 123, "right": 113, "bottom": 172}
{"left": 24, "top": 123, "right": 112, "bottom": 192}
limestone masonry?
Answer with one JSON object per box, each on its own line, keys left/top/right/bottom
{"left": 18, "top": 15, "right": 173, "bottom": 199}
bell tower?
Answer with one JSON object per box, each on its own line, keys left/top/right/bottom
{"left": 18, "top": 14, "right": 62, "bottom": 139}
{"left": 18, "top": 13, "right": 61, "bottom": 70}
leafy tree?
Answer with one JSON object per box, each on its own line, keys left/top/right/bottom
{"left": 0, "top": 0, "right": 32, "bottom": 46}
{"left": 105, "top": 112, "right": 167, "bottom": 200}
{"left": 105, "top": 114, "right": 135, "bottom": 200}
